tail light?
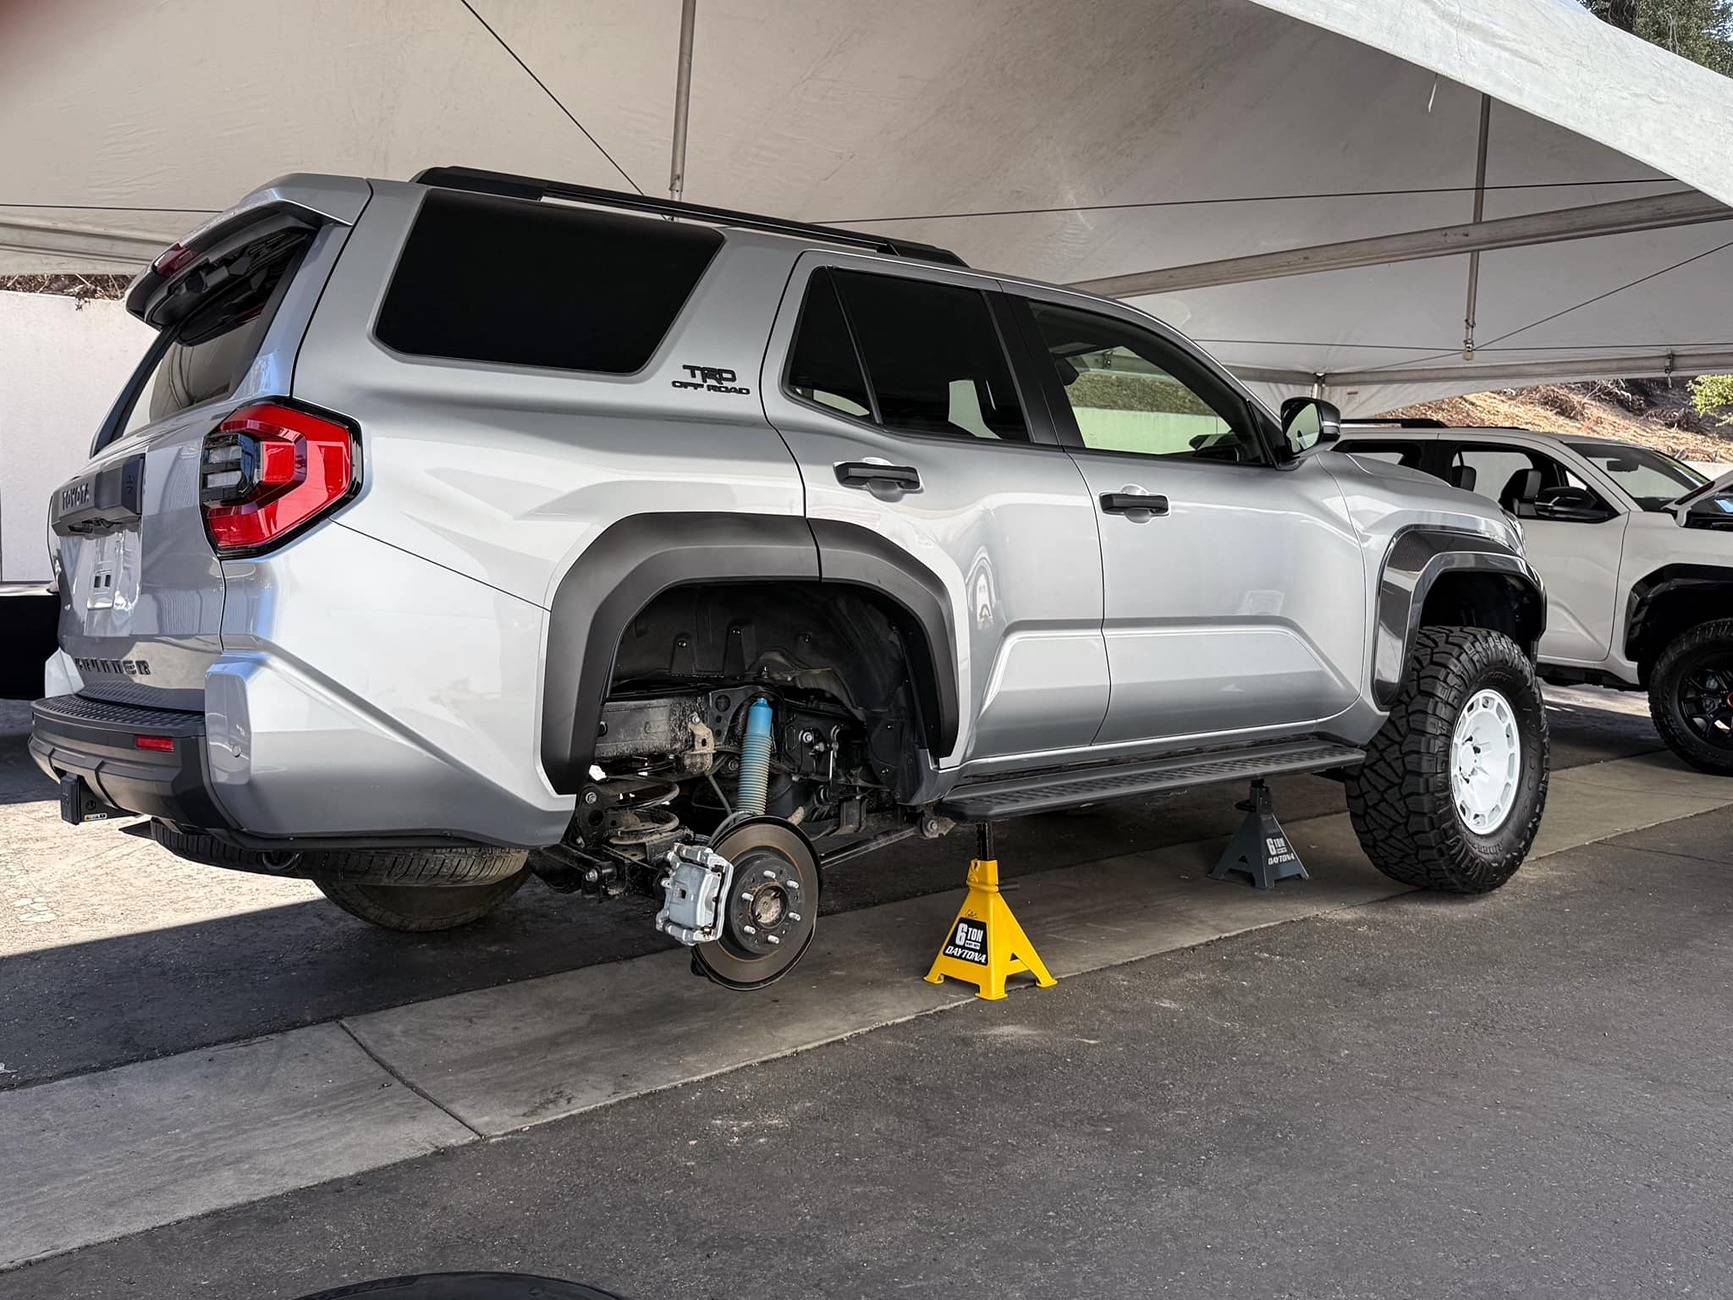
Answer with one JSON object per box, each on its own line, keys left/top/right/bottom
{"left": 200, "top": 401, "right": 358, "bottom": 555}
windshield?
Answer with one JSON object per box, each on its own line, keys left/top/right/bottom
{"left": 1565, "top": 439, "right": 1709, "bottom": 510}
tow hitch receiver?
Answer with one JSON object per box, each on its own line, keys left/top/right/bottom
{"left": 59, "top": 774, "right": 126, "bottom": 826}
{"left": 655, "top": 842, "right": 735, "bottom": 946}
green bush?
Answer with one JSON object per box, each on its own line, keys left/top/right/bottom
{"left": 1690, "top": 374, "right": 1733, "bottom": 424}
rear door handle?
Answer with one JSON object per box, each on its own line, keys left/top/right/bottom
{"left": 1099, "top": 492, "right": 1169, "bottom": 516}
{"left": 836, "top": 462, "right": 922, "bottom": 491}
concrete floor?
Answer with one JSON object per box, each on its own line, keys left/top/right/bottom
{"left": 4, "top": 685, "right": 1729, "bottom": 1298}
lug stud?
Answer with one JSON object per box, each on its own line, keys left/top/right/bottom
{"left": 766, "top": 934, "right": 781, "bottom": 945}
{"left": 742, "top": 924, "right": 757, "bottom": 935}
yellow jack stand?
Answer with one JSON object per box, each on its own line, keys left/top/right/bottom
{"left": 924, "top": 824, "right": 1056, "bottom": 1001}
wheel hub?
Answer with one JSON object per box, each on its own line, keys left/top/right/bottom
{"left": 730, "top": 859, "right": 803, "bottom": 954}
{"left": 1451, "top": 688, "right": 1522, "bottom": 835}
{"left": 1680, "top": 664, "right": 1733, "bottom": 748}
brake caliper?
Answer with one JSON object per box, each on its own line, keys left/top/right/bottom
{"left": 654, "top": 842, "right": 735, "bottom": 946}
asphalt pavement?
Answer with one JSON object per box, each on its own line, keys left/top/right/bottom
{"left": 10, "top": 796, "right": 1731, "bottom": 1300}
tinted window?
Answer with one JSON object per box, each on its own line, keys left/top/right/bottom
{"left": 823, "top": 270, "right": 1027, "bottom": 441}
{"left": 376, "top": 190, "right": 722, "bottom": 374}
{"left": 1027, "top": 301, "right": 1262, "bottom": 463}
{"left": 786, "top": 270, "right": 872, "bottom": 419}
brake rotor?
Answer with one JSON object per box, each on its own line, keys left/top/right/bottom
{"left": 691, "top": 816, "right": 820, "bottom": 990}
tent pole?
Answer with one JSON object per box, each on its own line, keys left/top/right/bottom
{"left": 1462, "top": 94, "right": 1492, "bottom": 359}
{"left": 668, "top": 0, "right": 698, "bottom": 202}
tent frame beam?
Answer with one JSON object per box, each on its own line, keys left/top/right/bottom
{"left": 1070, "top": 189, "right": 1733, "bottom": 298}
{"left": 1235, "top": 349, "right": 1733, "bottom": 396}
{"left": 0, "top": 216, "right": 165, "bottom": 268}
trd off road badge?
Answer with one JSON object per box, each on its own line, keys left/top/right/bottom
{"left": 942, "top": 915, "right": 990, "bottom": 966}
{"left": 671, "top": 364, "right": 751, "bottom": 395}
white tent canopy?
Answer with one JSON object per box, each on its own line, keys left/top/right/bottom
{"left": 3, "top": 0, "right": 1731, "bottom": 414}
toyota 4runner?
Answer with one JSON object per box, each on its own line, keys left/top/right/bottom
{"left": 34, "top": 168, "right": 1549, "bottom": 988}
{"left": 1337, "top": 422, "right": 1733, "bottom": 777}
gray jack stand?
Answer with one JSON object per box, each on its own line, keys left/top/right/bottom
{"left": 1210, "top": 779, "right": 1309, "bottom": 891}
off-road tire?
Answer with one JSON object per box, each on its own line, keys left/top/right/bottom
{"left": 313, "top": 870, "right": 530, "bottom": 932}
{"left": 1346, "top": 626, "right": 1548, "bottom": 893}
{"left": 1647, "top": 618, "right": 1733, "bottom": 775}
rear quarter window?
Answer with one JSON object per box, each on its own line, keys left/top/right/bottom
{"left": 375, "top": 190, "right": 723, "bottom": 374}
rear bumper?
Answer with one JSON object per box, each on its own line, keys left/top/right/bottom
{"left": 29, "top": 693, "right": 231, "bottom": 827}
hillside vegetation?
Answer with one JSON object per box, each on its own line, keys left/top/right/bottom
{"left": 1389, "top": 380, "right": 1733, "bottom": 463}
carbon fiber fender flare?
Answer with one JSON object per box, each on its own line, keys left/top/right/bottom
{"left": 1373, "top": 526, "right": 1545, "bottom": 709}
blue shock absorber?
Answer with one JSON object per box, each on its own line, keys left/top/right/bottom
{"left": 737, "top": 697, "right": 774, "bottom": 816}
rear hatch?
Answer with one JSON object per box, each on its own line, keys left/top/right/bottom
{"left": 50, "top": 184, "right": 363, "bottom": 708}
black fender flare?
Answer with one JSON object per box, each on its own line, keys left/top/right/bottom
{"left": 541, "top": 513, "right": 959, "bottom": 791}
{"left": 1373, "top": 527, "right": 1545, "bottom": 708}
{"left": 1624, "top": 563, "right": 1733, "bottom": 663}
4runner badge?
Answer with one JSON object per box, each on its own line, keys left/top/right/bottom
{"left": 672, "top": 364, "right": 751, "bottom": 396}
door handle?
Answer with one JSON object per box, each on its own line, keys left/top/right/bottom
{"left": 1099, "top": 492, "right": 1169, "bottom": 516}
{"left": 836, "top": 462, "right": 922, "bottom": 491}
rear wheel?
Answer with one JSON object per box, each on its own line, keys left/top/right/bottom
{"left": 1346, "top": 626, "right": 1548, "bottom": 893}
{"left": 313, "top": 870, "right": 529, "bottom": 932}
{"left": 691, "top": 817, "right": 820, "bottom": 989}
{"left": 1647, "top": 618, "right": 1733, "bottom": 775}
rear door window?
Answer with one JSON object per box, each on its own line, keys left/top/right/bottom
{"left": 786, "top": 267, "right": 1028, "bottom": 442}
{"left": 376, "top": 190, "right": 722, "bottom": 374}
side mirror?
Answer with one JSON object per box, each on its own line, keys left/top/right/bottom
{"left": 1531, "top": 485, "right": 1616, "bottom": 523}
{"left": 1277, "top": 397, "right": 1342, "bottom": 463}
{"left": 1679, "top": 490, "right": 1733, "bottom": 529}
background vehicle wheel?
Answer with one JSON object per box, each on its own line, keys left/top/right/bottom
{"left": 691, "top": 817, "right": 820, "bottom": 989}
{"left": 313, "top": 869, "right": 529, "bottom": 932}
{"left": 1346, "top": 626, "right": 1548, "bottom": 893}
{"left": 1647, "top": 618, "right": 1733, "bottom": 775}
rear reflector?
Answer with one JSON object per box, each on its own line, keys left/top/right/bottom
{"left": 134, "top": 734, "right": 175, "bottom": 752}
{"left": 200, "top": 401, "right": 358, "bottom": 555}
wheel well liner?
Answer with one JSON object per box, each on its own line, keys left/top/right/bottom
{"left": 542, "top": 513, "right": 959, "bottom": 791}
{"left": 1374, "top": 527, "right": 1545, "bottom": 708}
{"left": 1625, "top": 564, "right": 1733, "bottom": 669}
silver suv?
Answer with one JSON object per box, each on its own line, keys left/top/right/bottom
{"left": 33, "top": 168, "right": 1548, "bottom": 988}
{"left": 1337, "top": 422, "right": 1733, "bottom": 776}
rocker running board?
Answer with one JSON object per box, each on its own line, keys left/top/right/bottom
{"left": 938, "top": 739, "right": 1364, "bottom": 822}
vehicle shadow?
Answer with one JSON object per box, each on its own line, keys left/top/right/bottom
{"left": 0, "top": 688, "right": 1663, "bottom": 1092}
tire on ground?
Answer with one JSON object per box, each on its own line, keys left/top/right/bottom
{"left": 1646, "top": 616, "right": 1733, "bottom": 776}
{"left": 1346, "top": 625, "right": 1548, "bottom": 893}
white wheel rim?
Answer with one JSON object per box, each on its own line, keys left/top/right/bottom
{"left": 1451, "top": 688, "right": 1522, "bottom": 834}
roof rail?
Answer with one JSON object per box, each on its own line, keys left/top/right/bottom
{"left": 1340, "top": 417, "right": 1448, "bottom": 429}
{"left": 412, "top": 166, "right": 968, "bottom": 268}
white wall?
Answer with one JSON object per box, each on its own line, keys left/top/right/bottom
{"left": 0, "top": 291, "right": 152, "bottom": 582}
